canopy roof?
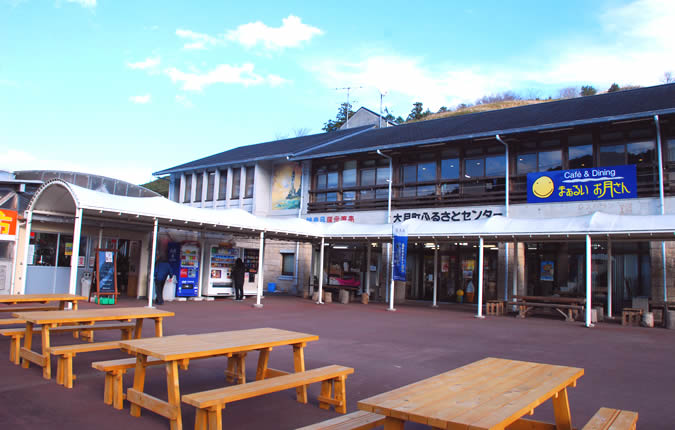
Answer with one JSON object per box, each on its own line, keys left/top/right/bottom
{"left": 27, "top": 180, "right": 675, "bottom": 242}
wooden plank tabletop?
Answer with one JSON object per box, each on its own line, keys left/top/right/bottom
{"left": 12, "top": 307, "right": 174, "bottom": 324}
{"left": 119, "top": 328, "right": 319, "bottom": 361}
{"left": 0, "top": 294, "right": 87, "bottom": 304}
{"left": 358, "top": 357, "right": 584, "bottom": 430}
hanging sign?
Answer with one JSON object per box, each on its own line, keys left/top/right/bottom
{"left": 392, "top": 224, "right": 408, "bottom": 281}
{"left": 527, "top": 165, "right": 637, "bottom": 203}
{"left": 0, "top": 209, "right": 18, "bottom": 236}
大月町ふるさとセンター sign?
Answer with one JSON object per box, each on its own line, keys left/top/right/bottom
{"left": 527, "top": 165, "right": 637, "bottom": 204}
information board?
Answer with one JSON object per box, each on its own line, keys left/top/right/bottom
{"left": 94, "top": 248, "right": 118, "bottom": 296}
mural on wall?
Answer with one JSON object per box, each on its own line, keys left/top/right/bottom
{"left": 272, "top": 162, "right": 302, "bottom": 210}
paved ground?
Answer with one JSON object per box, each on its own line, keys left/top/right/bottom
{"left": 0, "top": 295, "right": 673, "bottom": 429}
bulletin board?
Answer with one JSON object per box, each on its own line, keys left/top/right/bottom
{"left": 92, "top": 248, "right": 119, "bottom": 300}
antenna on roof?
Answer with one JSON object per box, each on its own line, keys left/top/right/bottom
{"left": 335, "top": 86, "right": 362, "bottom": 128}
{"left": 378, "top": 89, "right": 389, "bottom": 128}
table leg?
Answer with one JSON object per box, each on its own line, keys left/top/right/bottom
{"left": 130, "top": 354, "right": 148, "bottom": 417}
{"left": 134, "top": 319, "right": 144, "bottom": 339}
{"left": 383, "top": 417, "right": 405, "bottom": 430}
{"left": 293, "top": 342, "right": 307, "bottom": 403}
{"left": 72, "top": 300, "right": 78, "bottom": 310}
{"left": 21, "top": 322, "right": 34, "bottom": 368}
{"left": 41, "top": 324, "right": 53, "bottom": 380}
{"left": 552, "top": 387, "right": 573, "bottom": 430}
{"left": 256, "top": 347, "right": 271, "bottom": 380}
{"left": 166, "top": 360, "right": 183, "bottom": 430}
{"left": 154, "top": 317, "right": 163, "bottom": 337}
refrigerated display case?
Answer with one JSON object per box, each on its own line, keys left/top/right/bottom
{"left": 204, "top": 245, "right": 240, "bottom": 297}
{"left": 168, "top": 242, "right": 200, "bottom": 298}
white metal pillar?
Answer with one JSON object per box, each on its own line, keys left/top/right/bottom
{"left": 585, "top": 235, "right": 593, "bottom": 327}
{"left": 197, "top": 237, "right": 205, "bottom": 298}
{"left": 512, "top": 241, "right": 518, "bottom": 301}
{"left": 388, "top": 238, "right": 396, "bottom": 312}
{"left": 607, "top": 238, "right": 613, "bottom": 318}
{"left": 19, "top": 211, "right": 33, "bottom": 294}
{"left": 67, "top": 208, "right": 83, "bottom": 298}
{"left": 366, "top": 244, "right": 371, "bottom": 296}
{"left": 476, "top": 237, "right": 485, "bottom": 319}
{"left": 317, "top": 237, "right": 325, "bottom": 304}
{"left": 432, "top": 243, "right": 438, "bottom": 308}
{"left": 254, "top": 231, "right": 265, "bottom": 308}
{"left": 147, "top": 219, "right": 158, "bottom": 308}
{"left": 98, "top": 228, "right": 103, "bottom": 247}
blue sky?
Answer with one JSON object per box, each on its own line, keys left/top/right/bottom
{"left": 1, "top": 0, "right": 674, "bottom": 184}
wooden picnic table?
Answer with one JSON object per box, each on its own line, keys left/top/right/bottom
{"left": 119, "top": 327, "right": 319, "bottom": 430}
{"left": 0, "top": 293, "right": 87, "bottom": 311}
{"left": 515, "top": 296, "right": 586, "bottom": 322}
{"left": 358, "top": 357, "right": 584, "bottom": 430}
{"left": 12, "top": 307, "right": 174, "bottom": 380}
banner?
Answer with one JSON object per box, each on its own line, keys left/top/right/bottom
{"left": 0, "top": 209, "right": 18, "bottom": 236}
{"left": 392, "top": 224, "right": 408, "bottom": 281}
{"left": 527, "top": 165, "right": 637, "bottom": 204}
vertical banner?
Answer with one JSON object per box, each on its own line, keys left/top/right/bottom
{"left": 393, "top": 224, "right": 408, "bottom": 281}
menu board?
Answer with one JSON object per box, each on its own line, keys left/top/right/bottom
{"left": 95, "top": 248, "right": 118, "bottom": 295}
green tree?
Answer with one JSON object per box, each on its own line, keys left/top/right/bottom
{"left": 607, "top": 83, "right": 620, "bottom": 92}
{"left": 322, "top": 102, "right": 355, "bottom": 132}
{"left": 580, "top": 85, "right": 597, "bottom": 96}
{"left": 407, "top": 102, "right": 424, "bottom": 121}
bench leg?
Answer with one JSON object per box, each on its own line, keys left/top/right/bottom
{"left": 255, "top": 347, "right": 271, "bottom": 380}
{"left": 64, "top": 354, "right": 74, "bottom": 389}
{"left": 226, "top": 355, "right": 235, "bottom": 383}
{"left": 335, "top": 375, "right": 347, "bottom": 414}
{"left": 293, "top": 344, "right": 308, "bottom": 404}
{"left": 121, "top": 327, "right": 133, "bottom": 340}
{"left": 10, "top": 335, "right": 22, "bottom": 365}
{"left": 41, "top": 325, "right": 52, "bottom": 380}
{"left": 318, "top": 380, "right": 332, "bottom": 410}
{"left": 194, "top": 409, "right": 208, "bottom": 430}
{"left": 22, "top": 322, "right": 34, "bottom": 369}
{"left": 207, "top": 405, "right": 222, "bottom": 430}
{"left": 104, "top": 372, "right": 113, "bottom": 405}
{"left": 113, "top": 370, "right": 125, "bottom": 409}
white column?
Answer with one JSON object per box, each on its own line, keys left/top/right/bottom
{"left": 98, "top": 228, "right": 103, "bottom": 248}
{"left": 19, "top": 211, "right": 33, "bottom": 294}
{"left": 432, "top": 244, "right": 438, "bottom": 308}
{"left": 179, "top": 173, "right": 186, "bottom": 203}
{"left": 476, "top": 237, "right": 485, "bottom": 319}
{"left": 197, "top": 237, "right": 205, "bottom": 298}
{"left": 607, "top": 238, "right": 613, "bottom": 319}
{"left": 239, "top": 167, "right": 246, "bottom": 207}
{"left": 147, "top": 219, "right": 158, "bottom": 308}
{"left": 190, "top": 172, "right": 197, "bottom": 203}
{"left": 254, "top": 232, "right": 265, "bottom": 308}
{"left": 317, "top": 237, "right": 325, "bottom": 304}
{"left": 388, "top": 238, "right": 396, "bottom": 312}
{"left": 662, "top": 241, "right": 668, "bottom": 302}
{"left": 366, "top": 244, "right": 372, "bottom": 295}
{"left": 201, "top": 171, "right": 208, "bottom": 208}
{"left": 512, "top": 241, "right": 518, "bottom": 301}
{"left": 68, "top": 208, "right": 83, "bottom": 297}
{"left": 585, "top": 235, "right": 593, "bottom": 327}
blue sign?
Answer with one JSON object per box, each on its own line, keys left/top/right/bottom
{"left": 393, "top": 225, "right": 408, "bottom": 281}
{"left": 527, "top": 165, "right": 637, "bottom": 203}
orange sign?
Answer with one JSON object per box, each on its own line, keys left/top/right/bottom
{"left": 0, "top": 209, "right": 18, "bottom": 236}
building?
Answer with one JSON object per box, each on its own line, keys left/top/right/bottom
{"left": 158, "top": 84, "right": 675, "bottom": 312}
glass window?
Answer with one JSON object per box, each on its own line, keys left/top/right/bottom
{"left": 326, "top": 171, "right": 338, "bottom": 189}
{"left": 401, "top": 165, "right": 415, "bottom": 184}
{"left": 281, "top": 253, "right": 295, "bottom": 276}
{"left": 441, "top": 158, "right": 459, "bottom": 179}
{"left": 316, "top": 193, "right": 326, "bottom": 202}
{"left": 626, "top": 141, "right": 655, "bottom": 165}
{"left": 342, "top": 161, "right": 356, "bottom": 187}
{"left": 668, "top": 139, "right": 675, "bottom": 162}
{"left": 376, "top": 167, "right": 389, "bottom": 185}
{"left": 569, "top": 145, "right": 593, "bottom": 169}
{"left": 465, "top": 158, "right": 483, "bottom": 178}
{"left": 183, "top": 174, "right": 192, "bottom": 202}
{"left": 245, "top": 166, "right": 255, "bottom": 198}
{"left": 195, "top": 173, "right": 203, "bottom": 202}
{"left": 206, "top": 172, "right": 215, "bottom": 201}
{"left": 538, "top": 150, "right": 562, "bottom": 171}
{"left": 343, "top": 191, "right": 356, "bottom": 201}
{"left": 485, "top": 155, "right": 505, "bottom": 176}
{"left": 516, "top": 153, "right": 536, "bottom": 174}
{"left": 217, "top": 170, "right": 227, "bottom": 200}
{"left": 417, "top": 162, "right": 436, "bottom": 182}
{"left": 360, "top": 189, "right": 375, "bottom": 199}
{"left": 441, "top": 183, "right": 459, "bottom": 195}
{"left": 326, "top": 192, "right": 337, "bottom": 202}
{"left": 316, "top": 170, "right": 327, "bottom": 190}
{"left": 30, "top": 232, "right": 58, "bottom": 266}
{"left": 361, "top": 169, "right": 375, "bottom": 186}
{"left": 231, "top": 168, "right": 241, "bottom": 199}
{"left": 417, "top": 185, "right": 435, "bottom": 196}
{"left": 57, "top": 235, "right": 85, "bottom": 267}
{"left": 599, "top": 144, "right": 625, "bottom": 166}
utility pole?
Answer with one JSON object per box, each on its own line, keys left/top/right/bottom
{"left": 335, "top": 86, "right": 362, "bottom": 128}
{"left": 379, "top": 90, "right": 388, "bottom": 128}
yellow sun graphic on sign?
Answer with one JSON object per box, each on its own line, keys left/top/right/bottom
{"left": 532, "top": 176, "right": 554, "bottom": 198}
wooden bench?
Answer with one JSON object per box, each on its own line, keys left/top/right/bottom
{"left": 92, "top": 357, "right": 165, "bottom": 409}
{"left": 581, "top": 407, "right": 638, "bottom": 430}
{"left": 621, "top": 308, "right": 643, "bottom": 327}
{"left": 182, "top": 365, "right": 354, "bottom": 430}
{"left": 0, "top": 305, "right": 58, "bottom": 313}
{"left": 50, "top": 341, "right": 124, "bottom": 388}
{"left": 296, "top": 410, "right": 386, "bottom": 430}
{"left": 0, "top": 328, "right": 27, "bottom": 365}
{"left": 486, "top": 300, "right": 505, "bottom": 316}
{"left": 0, "top": 318, "right": 26, "bottom": 326}
{"left": 49, "top": 321, "right": 135, "bottom": 342}
{"left": 516, "top": 301, "right": 584, "bottom": 322}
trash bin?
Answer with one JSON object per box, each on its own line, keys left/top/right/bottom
{"left": 267, "top": 282, "right": 276, "bottom": 293}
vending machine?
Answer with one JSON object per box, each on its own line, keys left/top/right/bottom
{"left": 168, "top": 242, "right": 200, "bottom": 298}
{"left": 242, "top": 248, "right": 260, "bottom": 296}
{"left": 204, "top": 244, "right": 240, "bottom": 297}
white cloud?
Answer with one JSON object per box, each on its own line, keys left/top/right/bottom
{"left": 0, "top": 149, "right": 155, "bottom": 185}
{"left": 175, "top": 95, "right": 193, "bottom": 108}
{"left": 176, "top": 29, "right": 219, "bottom": 50}
{"left": 129, "top": 94, "right": 151, "bottom": 104}
{"left": 126, "top": 56, "right": 161, "bottom": 70}
{"left": 165, "top": 63, "right": 288, "bottom": 91}
{"left": 225, "top": 15, "right": 322, "bottom": 50}
{"left": 65, "top": 0, "right": 96, "bottom": 8}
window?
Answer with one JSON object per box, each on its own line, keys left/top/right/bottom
{"left": 538, "top": 150, "right": 562, "bottom": 171}
{"left": 183, "top": 174, "right": 192, "bottom": 202}
{"left": 402, "top": 161, "right": 436, "bottom": 197}
{"left": 206, "top": 172, "right": 215, "bottom": 201}
{"left": 281, "top": 253, "right": 295, "bottom": 276}
{"left": 217, "top": 170, "right": 227, "bottom": 200}
{"left": 599, "top": 144, "right": 625, "bottom": 166}
{"left": 244, "top": 166, "right": 255, "bottom": 198}
{"left": 342, "top": 161, "right": 356, "bottom": 187}
{"left": 30, "top": 232, "right": 58, "bottom": 266}
{"left": 171, "top": 176, "right": 180, "bottom": 202}
{"left": 231, "top": 168, "right": 241, "bottom": 199}
{"left": 668, "top": 138, "right": 675, "bottom": 162}
{"left": 485, "top": 155, "right": 506, "bottom": 176}
{"left": 569, "top": 145, "right": 593, "bottom": 169}
{"left": 195, "top": 173, "right": 203, "bottom": 202}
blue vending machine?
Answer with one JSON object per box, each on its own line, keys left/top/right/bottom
{"left": 168, "top": 242, "right": 200, "bottom": 298}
